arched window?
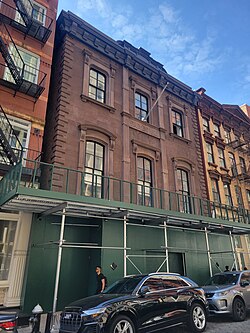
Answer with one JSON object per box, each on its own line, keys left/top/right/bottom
{"left": 137, "top": 157, "right": 152, "bottom": 206}
{"left": 84, "top": 141, "right": 104, "bottom": 198}
{"left": 177, "top": 169, "right": 191, "bottom": 213}
{"left": 88, "top": 69, "right": 106, "bottom": 103}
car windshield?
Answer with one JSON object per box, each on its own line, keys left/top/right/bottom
{"left": 103, "top": 276, "right": 143, "bottom": 294}
{"left": 205, "top": 273, "right": 240, "bottom": 286}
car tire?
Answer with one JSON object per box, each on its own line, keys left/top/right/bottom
{"left": 187, "top": 302, "right": 207, "bottom": 332}
{"left": 108, "top": 315, "right": 136, "bottom": 333}
{"left": 232, "top": 298, "right": 246, "bottom": 322}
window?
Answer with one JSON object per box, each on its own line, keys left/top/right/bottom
{"left": 84, "top": 141, "right": 104, "bottom": 198}
{"left": 206, "top": 143, "right": 214, "bottom": 164}
{"left": 135, "top": 92, "right": 148, "bottom": 121}
{"left": 142, "top": 277, "right": 163, "bottom": 292}
{"left": 0, "top": 116, "right": 31, "bottom": 164}
{"left": 161, "top": 275, "right": 189, "bottom": 289}
{"left": 32, "top": 1, "right": 47, "bottom": 25}
{"left": 4, "top": 45, "right": 40, "bottom": 84}
{"left": 239, "top": 157, "right": 247, "bottom": 174}
{"left": 246, "top": 190, "right": 250, "bottom": 208}
{"left": 15, "top": 0, "right": 46, "bottom": 26}
{"left": 137, "top": 157, "right": 152, "bottom": 206}
{"left": 235, "top": 185, "right": 244, "bottom": 208}
{"left": 202, "top": 118, "right": 210, "bottom": 132}
{"left": 214, "top": 124, "right": 221, "bottom": 137}
{"left": 224, "top": 184, "right": 233, "bottom": 206}
{"left": 228, "top": 152, "right": 237, "bottom": 176}
{"left": 88, "top": 69, "right": 106, "bottom": 103}
{"left": 177, "top": 169, "right": 191, "bottom": 213}
{"left": 218, "top": 148, "right": 226, "bottom": 168}
{"left": 0, "top": 220, "right": 17, "bottom": 280}
{"left": 224, "top": 129, "right": 231, "bottom": 144}
{"left": 211, "top": 179, "right": 220, "bottom": 203}
{"left": 172, "top": 110, "right": 184, "bottom": 137}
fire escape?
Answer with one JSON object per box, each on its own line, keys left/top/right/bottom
{"left": 0, "top": 22, "right": 46, "bottom": 98}
{"left": 0, "top": 105, "right": 23, "bottom": 168}
{"left": 0, "top": 0, "right": 53, "bottom": 43}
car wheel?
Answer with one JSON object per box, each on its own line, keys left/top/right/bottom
{"left": 109, "top": 315, "right": 136, "bottom": 333}
{"left": 232, "top": 298, "right": 246, "bottom": 322}
{"left": 187, "top": 302, "right": 206, "bottom": 332}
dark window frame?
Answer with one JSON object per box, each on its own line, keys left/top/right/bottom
{"left": 214, "top": 123, "right": 221, "bottom": 137}
{"left": 202, "top": 118, "right": 210, "bottom": 132}
{"left": 84, "top": 141, "right": 105, "bottom": 198}
{"left": 88, "top": 68, "right": 106, "bottom": 103}
{"left": 172, "top": 110, "right": 184, "bottom": 137}
{"left": 137, "top": 156, "right": 153, "bottom": 206}
{"left": 177, "top": 168, "right": 191, "bottom": 213}
{"left": 218, "top": 147, "right": 226, "bottom": 168}
{"left": 223, "top": 183, "right": 233, "bottom": 206}
{"left": 135, "top": 92, "right": 149, "bottom": 122}
{"left": 206, "top": 143, "right": 214, "bottom": 164}
{"left": 212, "top": 179, "right": 221, "bottom": 204}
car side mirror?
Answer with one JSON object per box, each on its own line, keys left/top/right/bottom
{"left": 138, "top": 286, "right": 150, "bottom": 297}
{"left": 240, "top": 281, "right": 250, "bottom": 288}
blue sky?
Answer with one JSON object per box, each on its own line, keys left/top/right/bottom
{"left": 58, "top": 0, "right": 250, "bottom": 105}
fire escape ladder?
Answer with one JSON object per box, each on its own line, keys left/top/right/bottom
{"left": 0, "top": 105, "right": 23, "bottom": 165}
{"left": 0, "top": 24, "right": 24, "bottom": 86}
{"left": 13, "top": 0, "right": 32, "bottom": 27}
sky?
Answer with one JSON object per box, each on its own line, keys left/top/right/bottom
{"left": 57, "top": 0, "right": 250, "bottom": 106}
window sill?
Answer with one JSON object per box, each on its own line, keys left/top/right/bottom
{"left": 80, "top": 94, "right": 116, "bottom": 113}
{"left": 169, "top": 133, "right": 191, "bottom": 144}
{"left": 208, "top": 162, "right": 218, "bottom": 168}
{"left": 220, "top": 166, "right": 229, "bottom": 173}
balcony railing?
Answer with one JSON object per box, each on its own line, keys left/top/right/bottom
{"left": 1, "top": 158, "right": 250, "bottom": 225}
{"left": 0, "top": 0, "right": 53, "bottom": 43}
{"left": 0, "top": 23, "right": 46, "bottom": 98}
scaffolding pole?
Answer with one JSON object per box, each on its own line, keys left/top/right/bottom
{"left": 52, "top": 208, "right": 66, "bottom": 314}
{"left": 164, "top": 221, "right": 169, "bottom": 272}
{"left": 204, "top": 227, "right": 213, "bottom": 277}
{"left": 124, "top": 215, "right": 127, "bottom": 277}
{"left": 229, "top": 230, "right": 239, "bottom": 270}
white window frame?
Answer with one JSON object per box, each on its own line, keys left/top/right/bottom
{"left": 4, "top": 44, "right": 40, "bottom": 85}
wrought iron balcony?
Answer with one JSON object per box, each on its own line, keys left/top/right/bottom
{"left": 0, "top": 22, "right": 46, "bottom": 98}
{"left": 0, "top": 158, "right": 250, "bottom": 225}
{"left": 0, "top": 105, "right": 23, "bottom": 165}
{"left": 0, "top": 0, "right": 53, "bottom": 43}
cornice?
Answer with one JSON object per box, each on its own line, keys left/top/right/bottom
{"left": 57, "top": 11, "right": 199, "bottom": 106}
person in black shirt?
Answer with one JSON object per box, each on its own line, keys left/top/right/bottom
{"left": 96, "top": 266, "right": 106, "bottom": 294}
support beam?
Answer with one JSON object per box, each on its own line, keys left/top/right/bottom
{"left": 52, "top": 208, "right": 66, "bottom": 313}
{"left": 204, "top": 227, "right": 213, "bottom": 277}
{"left": 229, "top": 231, "right": 239, "bottom": 270}
{"left": 124, "top": 215, "right": 127, "bottom": 277}
{"left": 39, "top": 202, "right": 68, "bottom": 217}
{"left": 164, "top": 221, "right": 169, "bottom": 272}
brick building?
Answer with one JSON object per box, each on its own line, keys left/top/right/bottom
{"left": 197, "top": 88, "right": 250, "bottom": 270}
{"left": 0, "top": 10, "right": 250, "bottom": 312}
{"left": 0, "top": 0, "right": 58, "bottom": 307}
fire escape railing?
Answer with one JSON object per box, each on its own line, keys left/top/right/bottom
{"left": 0, "top": 0, "right": 53, "bottom": 43}
{"left": 0, "top": 105, "right": 23, "bottom": 165}
{"left": 0, "top": 22, "right": 47, "bottom": 98}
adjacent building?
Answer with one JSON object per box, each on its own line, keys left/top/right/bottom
{"left": 197, "top": 88, "right": 250, "bottom": 270}
{"left": 0, "top": 9, "right": 250, "bottom": 313}
{"left": 0, "top": 0, "right": 58, "bottom": 307}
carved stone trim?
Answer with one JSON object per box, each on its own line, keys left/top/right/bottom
{"left": 80, "top": 94, "right": 116, "bottom": 113}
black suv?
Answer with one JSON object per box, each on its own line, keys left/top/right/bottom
{"left": 60, "top": 273, "right": 208, "bottom": 333}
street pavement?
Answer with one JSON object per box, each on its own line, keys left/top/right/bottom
{"left": 17, "top": 313, "right": 250, "bottom": 333}
{"left": 167, "top": 313, "right": 250, "bottom": 333}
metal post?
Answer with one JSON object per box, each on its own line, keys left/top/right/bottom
{"left": 52, "top": 208, "right": 66, "bottom": 313}
{"left": 124, "top": 215, "right": 127, "bottom": 277}
{"left": 163, "top": 221, "right": 169, "bottom": 272}
{"left": 229, "top": 231, "right": 239, "bottom": 270}
{"left": 204, "top": 227, "right": 213, "bottom": 277}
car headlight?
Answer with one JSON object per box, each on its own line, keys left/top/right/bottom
{"left": 82, "top": 307, "right": 106, "bottom": 318}
{"left": 216, "top": 291, "right": 229, "bottom": 297}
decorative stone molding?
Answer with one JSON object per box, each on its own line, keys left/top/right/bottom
{"left": 208, "top": 169, "right": 220, "bottom": 180}
{"left": 82, "top": 49, "right": 92, "bottom": 64}
{"left": 132, "top": 141, "right": 138, "bottom": 154}
{"left": 221, "top": 173, "right": 232, "bottom": 184}
{"left": 80, "top": 94, "right": 116, "bottom": 113}
{"left": 215, "top": 137, "right": 226, "bottom": 149}
{"left": 203, "top": 131, "right": 215, "bottom": 145}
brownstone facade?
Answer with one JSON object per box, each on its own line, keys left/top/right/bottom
{"left": 44, "top": 11, "right": 208, "bottom": 204}
{"left": 197, "top": 89, "right": 250, "bottom": 269}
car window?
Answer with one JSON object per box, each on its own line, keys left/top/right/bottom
{"left": 103, "top": 276, "right": 143, "bottom": 294}
{"left": 240, "top": 273, "right": 250, "bottom": 285}
{"left": 205, "top": 273, "right": 239, "bottom": 286}
{"left": 142, "top": 277, "right": 163, "bottom": 292}
{"left": 161, "top": 275, "right": 187, "bottom": 289}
